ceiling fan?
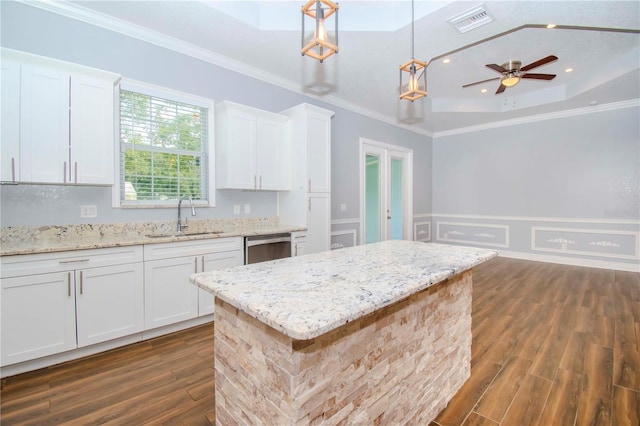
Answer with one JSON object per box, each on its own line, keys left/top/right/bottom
{"left": 463, "top": 55, "right": 558, "bottom": 94}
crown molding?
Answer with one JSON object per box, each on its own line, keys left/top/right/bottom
{"left": 433, "top": 99, "right": 640, "bottom": 138}
{"left": 16, "top": 0, "right": 433, "bottom": 138}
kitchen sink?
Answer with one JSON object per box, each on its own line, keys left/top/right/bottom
{"left": 146, "top": 231, "right": 224, "bottom": 238}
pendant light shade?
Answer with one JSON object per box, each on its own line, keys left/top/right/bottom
{"left": 399, "top": 0, "right": 427, "bottom": 101}
{"left": 301, "top": 0, "right": 339, "bottom": 63}
{"left": 400, "top": 59, "right": 427, "bottom": 101}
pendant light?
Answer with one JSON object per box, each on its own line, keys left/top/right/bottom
{"left": 399, "top": 0, "right": 427, "bottom": 101}
{"left": 301, "top": 0, "right": 339, "bottom": 63}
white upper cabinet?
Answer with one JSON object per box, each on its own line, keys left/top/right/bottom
{"left": 216, "top": 101, "right": 290, "bottom": 191}
{"left": 281, "top": 103, "right": 334, "bottom": 193}
{"left": 70, "top": 74, "right": 115, "bottom": 185}
{"left": 1, "top": 59, "right": 21, "bottom": 182}
{"left": 0, "top": 48, "right": 119, "bottom": 185}
{"left": 20, "top": 64, "right": 71, "bottom": 183}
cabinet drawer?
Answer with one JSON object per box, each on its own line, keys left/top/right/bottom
{"left": 143, "top": 237, "right": 242, "bottom": 261}
{"left": 1, "top": 245, "right": 143, "bottom": 278}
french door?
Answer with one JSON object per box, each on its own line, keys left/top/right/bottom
{"left": 360, "top": 139, "right": 413, "bottom": 244}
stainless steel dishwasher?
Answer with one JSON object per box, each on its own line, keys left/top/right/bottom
{"left": 244, "top": 233, "right": 292, "bottom": 264}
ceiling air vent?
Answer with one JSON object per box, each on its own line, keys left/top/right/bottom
{"left": 447, "top": 4, "right": 493, "bottom": 33}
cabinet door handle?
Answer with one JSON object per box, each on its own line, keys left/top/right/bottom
{"left": 79, "top": 271, "right": 84, "bottom": 295}
{"left": 201, "top": 256, "right": 205, "bottom": 272}
{"left": 11, "top": 157, "right": 16, "bottom": 182}
{"left": 67, "top": 272, "right": 72, "bottom": 297}
{"left": 295, "top": 244, "right": 298, "bottom": 256}
{"left": 308, "top": 198, "right": 311, "bottom": 211}
{"left": 63, "top": 161, "right": 67, "bottom": 184}
{"left": 74, "top": 162, "right": 78, "bottom": 184}
{"left": 308, "top": 179, "right": 311, "bottom": 192}
{"left": 259, "top": 175, "right": 262, "bottom": 190}
{"left": 254, "top": 175, "right": 257, "bottom": 190}
{"left": 194, "top": 257, "right": 198, "bottom": 273}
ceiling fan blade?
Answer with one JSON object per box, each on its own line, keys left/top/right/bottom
{"left": 521, "top": 73, "right": 557, "bottom": 80}
{"left": 486, "top": 63, "right": 507, "bottom": 73}
{"left": 462, "top": 77, "right": 501, "bottom": 88}
{"left": 495, "top": 84, "right": 507, "bottom": 94}
{"left": 520, "top": 55, "right": 558, "bottom": 72}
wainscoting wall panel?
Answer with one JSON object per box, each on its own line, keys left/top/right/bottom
{"left": 436, "top": 222, "right": 510, "bottom": 248}
{"left": 532, "top": 227, "right": 639, "bottom": 260}
{"left": 414, "top": 221, "right": 431, "bottom": 242}
{"left": 431, "top": 214, "right": 640, "bottom": 272}
{"left": 330, "top": 229, "right": 357, "bottom": 250}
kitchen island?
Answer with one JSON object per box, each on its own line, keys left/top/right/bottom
{"left": 191, "top": 240, "right": 496, "bottom": 425}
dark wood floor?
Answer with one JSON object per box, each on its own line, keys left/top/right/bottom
{"left": 1, "top": 257, "right": 639, "bottom": 425}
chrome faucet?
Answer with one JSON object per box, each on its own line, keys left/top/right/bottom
{"left": 177, "top": 196, "right": 196, "bottom": 232}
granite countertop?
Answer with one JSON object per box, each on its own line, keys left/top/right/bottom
{"left": 0, "top": 218, "right": 305, "bottom": 256}
{"left": 191, "top": 240, "right": 497, "bottom": 340}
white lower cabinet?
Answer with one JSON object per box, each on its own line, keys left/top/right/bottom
{"left": 144, "top": 256, "right": 200, "bottom": 329}
{"left": 0, "top": 238, "right": 242, "bottom": 372}
{"left": 307, "top": 192, "right": 331, "bottom": 254}
{"left": 143, "top": 238, "right": 243, "bottom": 330}
{"left": 1, "top": 272, "right": 76, "bottom": 366}
{"left": 0, "top": 246, "right": 144, "bottom": 366}
{"left": 291, "top": 231, "right": 308, "bottom": 257}
{"left": 75, "top": 263, "right": 144, "bottom": 347}
{"left": 198, "top": 250, "right": 244, "bottom": 315}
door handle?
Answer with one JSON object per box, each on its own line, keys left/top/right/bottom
{"left": 194, "top": 257, "right": 198, "bottom": 273}
{"left": 201, "top": 256, "right": 205, "bottom": 272}
{"left": 67, "top": 272, "right": 72, "bottom": 297}
{"left": 79, "top": 271, "right": 83, "bottom": 295}
{"left": 11, "top": 158, "right": 16, "bottom": 182}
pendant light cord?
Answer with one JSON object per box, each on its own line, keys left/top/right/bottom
{"left": 411, "top": 0, "right": 415, "bottom": 59}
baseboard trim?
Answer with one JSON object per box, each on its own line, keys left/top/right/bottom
{"left": 498, "top": 250, "right": 639, "bottom": 273}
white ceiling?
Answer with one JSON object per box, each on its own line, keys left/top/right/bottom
{"left": 58, "top": 1, "right": 640, "bottom": 134}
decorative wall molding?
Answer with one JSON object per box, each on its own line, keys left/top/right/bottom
{"left": 433, "top": 99, "right": 640, "bottom": 138}
{"left": 531, "top": 226, "right": 640, "bottom": 260}
{"left": 499, "top": 250, "right": 639, "bottom": 273}
{"left": 331, "top": 229, "right": 357, "bottom": 250}
{"left": 436, "top": 221, "right": 510, "bottom": 248}
{"left": 331, "top": 218, "right": 360, "bottom": 225}
{"left": 413, "top": 213, "right": 432, "bottom": 219}
{"left": 431, "top": 213, "right": 639, "bottom": 225}
{"left": 414, "top": 221, "right": 431, "bottom": 242}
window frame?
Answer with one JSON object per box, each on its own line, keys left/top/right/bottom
{"left": 112, "top": 79, "right": 215, "bottom": 208}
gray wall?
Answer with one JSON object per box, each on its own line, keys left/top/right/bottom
{"left": 0, "top": 1, "right": 431, "bottom": 229}
{"left": 432, "top": 106, "right": 640, "bottom": 269}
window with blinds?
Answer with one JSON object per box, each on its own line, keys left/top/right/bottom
{"left": 119, "top": 89, "right": 210, "bottom": 205}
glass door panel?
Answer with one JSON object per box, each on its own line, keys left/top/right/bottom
{"left": 389, "top": 157, "right": 404, "bottom": 240}
{"left": 365, "top": 153, "right": 381, "bottom": 244}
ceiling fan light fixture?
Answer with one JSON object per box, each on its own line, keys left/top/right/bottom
{"left": 501, "top": 74, "right": 520, "bottom": 87}
{"left": 301, "top": 0, "right": 339, "bottom": 63}
{"left": 399, "top": 0, "right": 427, "bottom": 101}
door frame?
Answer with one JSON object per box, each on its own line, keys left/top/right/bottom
{"left": 359, "top": 137, "right": 413, "bottom": 244}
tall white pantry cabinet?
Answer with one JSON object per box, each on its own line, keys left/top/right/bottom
{"left": 279, "top": 104, "right": 335, "bottom": 254}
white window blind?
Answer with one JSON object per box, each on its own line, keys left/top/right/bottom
{"left": 119, "top": 89, "right": 209, "bottom": 204}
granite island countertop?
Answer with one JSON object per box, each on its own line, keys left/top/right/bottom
{"left": 1, "top": 218, "right": 305, "bottom": 256}
{"left": 191, "top": 240, "right": 497, "bottom": 340}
